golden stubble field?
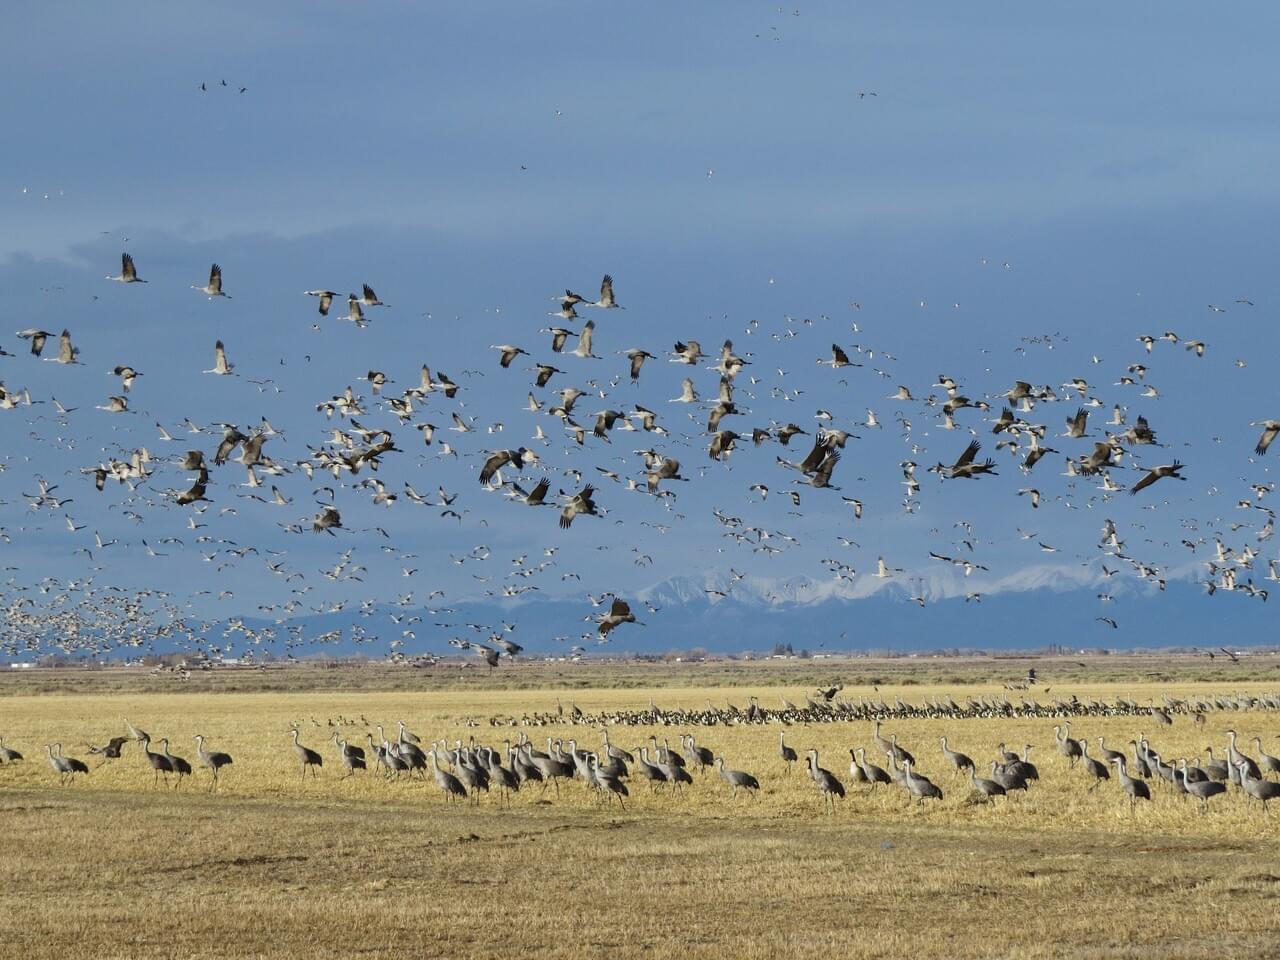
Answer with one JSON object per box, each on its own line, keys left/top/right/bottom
{"left": 2, "top": 671, "right": 1280, "bottom": 959}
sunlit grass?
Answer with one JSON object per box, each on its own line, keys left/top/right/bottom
{"left": 2, "top": 672, "right": 1279, "bottom": 959}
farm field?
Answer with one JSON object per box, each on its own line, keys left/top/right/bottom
{"left": 2, "top": 663, "right": 1279, "bottom": 959}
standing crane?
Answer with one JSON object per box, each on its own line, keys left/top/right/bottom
{"left": 194, "top": 735, "right": 233, "bottom": 790}
{"left": 807, "top": 749, "right": 845, "bottom": 812}
{"left": 291, "top": 728, "right": 323, "bottom": 779}
{"left": 159, "top": 738, "right": 192, "bottom": 786}
{"left": 46, "top": 743, "right": 89, "bottom": 785}
{"left": 715, "top": 757, "right": 760, "bottom": 799}
{"left": 779, "top": 731, "right": 798, "bottom": 774}
{"left": 140, "top": 734, "right": 173, "bottom": 786}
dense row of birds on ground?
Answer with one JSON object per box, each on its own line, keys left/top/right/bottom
{"left": 519, "top": 686, "right": 1280, "bottom": 727}
{"left": 6, "top": 707, "right": 1279, "bottom": 815}
{"left": 0, "top": 251, "right": 1276, "bottom": 663}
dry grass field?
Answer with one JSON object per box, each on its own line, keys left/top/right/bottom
{"left": 2, "top": 660, "right": 1279, "bottom": 959}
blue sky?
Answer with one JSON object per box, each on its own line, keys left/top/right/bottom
{"left": 1, "top": 4, "right": 1276, "bottom": 654}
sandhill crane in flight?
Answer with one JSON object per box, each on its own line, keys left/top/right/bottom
{"left": 491, "top": 345, "right": 529, "bottom": 368}
{"left": 622, "top": 348, "right": 654, "bottom": 382}
{"left": 305, "top": 290, "right": 337, "bottom": 315}
{"left": 571, "top": 321, "right": 598, "bottom": 359}
{"left": 112, "top": 365, "right": 141, "bottom": 392}
{"left": 596, "top": 597, "right": 639, "bottom": 638}
{"left": 532, "top": 364, "right": 562, "bottom": 388}
{"left": 1063, "top": 407, "right": 1089, "bottom": 439}
{"left": 356, "top": 284, "right": 388, "bottom": 307}
{"left": 935, "top": 440, "right": 997, "bottom": 479}
{"left": 312, "top": 504, "right": 342, "bottom": 534}
{"left": 479, "top": 448, "right": 532, "bottom": 485}
{"left": 589, "top": 275, "right": 623, "bottom": 309}
{"left": 42, "top": 329, "right": 80, "bottom": 365}
{"left": 204, "top": 341, "right": 234, "bottom": 375}
{"left": 559, "top": 484, "right": 598, "bottom": 529}
{"left": 549, "top": 300, "right": 581, "bottom": 321}
{"left": 1253, "top": 421, "right": 1279, "bottom": 456}
{"left": 16, "top": 329, "right": 50, "bottom": 356}
{"left": 506, "top": 477, "right": 551, "bottom": 506}
{"left": 193, "top": 263, "right": 230, "bottom": 298}
{"left": 819, "top": 344, "right": 859, "bottom": 369}
{"left": 106, "top": 252, "right": 145, "bottom": 283}
{"left": 540, "top": 327, "right": 575, "bottom": 353}
{"left": 646, "top": 457, "right": 684, "bottom": 493}
{"left": 670, "top": 378, "right": 698, "bottom": 403}
{"left": 175, "top": 470, "right": 210, "bottom": 506}
{"left": 708, "top": 430, "right": 740, "bottom": 461}
{"left": 343, "top": 295, "right": 369, "bottom": 328}
{"left": 670, "top": 340, "right": 704, "bottom": 365}
{"left": 1129, "top": 461, "right": 1185, "bottom": 495}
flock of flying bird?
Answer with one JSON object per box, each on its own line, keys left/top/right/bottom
{"left": 0, "top": 251, "right": 1276, "bottom": 665}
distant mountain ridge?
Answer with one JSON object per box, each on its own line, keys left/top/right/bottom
{"left": 209, "top": 569, "right": 1268, "bottom": 660}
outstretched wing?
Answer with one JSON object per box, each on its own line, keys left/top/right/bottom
{"left": 1256, "top": 423, "right": 1278, "bottom": 456}
{"left": 527, "top": 478, "right": 550, "bottom": 505}
{"left": 954, "top": 440, "right": 980, "bottom": 469}
{"left": 1129, "top": 469, "right": 1157, "bottom": 495}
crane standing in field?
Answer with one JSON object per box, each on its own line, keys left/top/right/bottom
{"left": 716, "top": 757, "right": 760, "bottom": 799}
{"left": 194, "top": 735, "right": 233, "bottom": 790}
{"left": 159, "top": 738, "right": 192, "bottom": 786}
{"left": 140, "top": 734, "right": 173, "bottom": 786}
{"left": 779, "top": 732, "right": 798, "bottom": 774}
{"left": 45, "top": 743, "right": 89, "bottom": 785}
{"left": 291, "top": 728, "right": 323, "bottom": 779}
{"left": 1110, "top": 756, "right": 1151, "bottom": 812}
{"left": 807, "top": 749, "right": 845, "bottom": 812}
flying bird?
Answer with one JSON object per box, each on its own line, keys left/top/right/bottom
{"left": 193, "top": 263, "right": 230, "bottom": 298}
{"left": 106, "top": 252, "right": 145, "bottom": 283}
